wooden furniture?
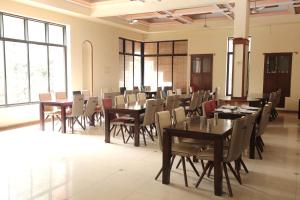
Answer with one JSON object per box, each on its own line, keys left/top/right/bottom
{"left": 105, "top": 103, "right": 146, "bottom": 146}
{"left": 219, "top": 96, "right": 262, "bottom": 107}
{"left": 162, "top": 117, "right": 232, "bottom": 196}
{"left": 144, "top": 91, "right": 157, "bottom": 99}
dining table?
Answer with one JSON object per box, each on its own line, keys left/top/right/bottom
{"left": 40, "top": 98, "right": 93, "bottom": 133}
{"left": 144, "top": 90, "right": 157, "bottom": 99}
{"left": 214, "top": 105, "right": 261, "bottom": 159}
{"left": 219, "top": 96, "right": 263, "bottom": 107}
{"left": 104, "top": 102, "right": 146, "bottom": 147}
{"left": 162, "top": 117, "right": 233, "bottom": 196}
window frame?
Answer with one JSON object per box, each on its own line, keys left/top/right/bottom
{"left": 0, "top": 12, "right": 68, "bottom": 107}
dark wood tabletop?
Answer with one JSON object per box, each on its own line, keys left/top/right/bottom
{"left": 162, "top": 117, "right": 232, "bottom": 196}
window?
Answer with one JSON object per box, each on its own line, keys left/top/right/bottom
{"left": 0, "top": 12, "right": 67, "bottom": 106}
{"left": 226, "top": 37, "right": 251, "bottom": 96}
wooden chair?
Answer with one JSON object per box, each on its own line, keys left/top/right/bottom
{"left": 127, "top": 94, "right": 137, "bottom": 104}
{"left": 175, "top": 88, "right": 182, "bottom": 95}
{"left": 185, "top": 91, "right": 199, "bottom": 116}
{"left": 82, "top": 97, "right": 98, "bottom": 129}
{"left": 66, "top": 94, "right": 85, "bottom": 133}
{"left": 55, "top": 92, "right": 67, "bottom": 100}
{"left": 137, "top": 93, "right": 146, "bottom": 103}
{"left": 81, "top": 90, "right": 90, "bottom": 98}
{"left": 202, "top": 100, "right": 217, "bottom": 118}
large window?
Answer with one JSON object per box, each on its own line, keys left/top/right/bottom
{"left": 226, "top": 37, "right": 251, "bottom": 96}
{"left": 0, "top": 13, "right": 67, "bottom": 106}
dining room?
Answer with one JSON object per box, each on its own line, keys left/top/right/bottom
{"left": 0, "top": 0, "right": 300, "bottom": 199}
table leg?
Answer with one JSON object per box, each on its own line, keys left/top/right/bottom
{"left": 40, "top": 103, "right": 45, "bottom": 131}
{"left": 105, "top": 109, "right": 110, "bottom": 143}
{"left": 162, "top": 131, "right": 172, "bottom": 184}
{"left": 134, "top": 112, "right": 140, "bottom": 147}
{"left": 249, "top": 125, "right": 256, "bottom": 159}
{"left": 214, "top": 138, "right": 223, "bottom": 196}
{"left": 61, "top": 105, "right": 67, "bottom": 133}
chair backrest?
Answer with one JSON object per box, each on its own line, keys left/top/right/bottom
{"left": 189, "top": 91, "right": 199, "bottom": 110}
{"left": 165, "top": 96, "right": 175, "bottom": 113}
{"left": 242, "top": 113, "right": 257, "bottom": 151}
{"left": 173, "top": 95, "right": 180, "bottom": 109}
{"left": 156, "top": 90, "right": 163, "bottom": 99}
{"left": 155, "top": 98, "right": 165, "bottom": 113}
{"left": 104, "top": 92, "right": 120, "bottom": 106}
{"left": 39, "top": 92, "right": 53, "bottom": 112}
{"left": 257, "top": 103, "right": 272, "bottom": 136}
{"left": 203, "top": 90, "right": 210, "bottom": 102}
{"left": 84, "top": 97, "right": 98, "bottom": 117}
{"left": 115, "top": 95, "right": 125, "bottom": 105}
{"left": 167, "top": 90, "right": 173, "bottom": 96}
{"left": 226, "top": 116, "right": 248, "bottom": 162}
{"left": 73, "top": 91, "right": 81, "bottom": 96}
{"left": 81, "top": 90, "right": 90, "bottom": 98}
{"left": 143, "top": 99, "right": 157, "bottom": 126}
{"left": 197, "top": 90, "right": 205, "bottom": 108}
{"left": 102, "top": 98, "right": 117, "bottom": 120}
{"left": 127, "top": 94, "right": 137, "bottom": 104}
{"left": 202, "top": 100, "right": 217, "bottom": 118}
{"left": 173, "top": 107, "right": 186, "bottom": 124}
{"left": 137, "top": 93, "right": 146, "bottom": 102}
{"left": 144, "top": 86, "right": 151, "bottom": 92}
{"left": 72, "top": 94, "right": 84, "bottom": 116}
{"left": 155, "top": 111, "right": 172, "bottom": 151}
{"left": 55, "top": 92, "right": 67, "bottom": 100}
{"left": 175, "top": 89, "right": 182, "bottom": 95}
{"left": 275, "top": 89, "right": 281, "bottom": 107}
{"left": 120, "top": 87, "right": 126, "bottom": 95}
{"left": 157, "top": 87, "right": 162, "bottom": 91}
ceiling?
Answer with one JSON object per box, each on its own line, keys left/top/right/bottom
{"left": 13, "top": 0, "right": 300, "bottom": 33}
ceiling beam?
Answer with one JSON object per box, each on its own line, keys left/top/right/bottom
{"left": 215, "top": 4, "right": 234, "bottom": 20}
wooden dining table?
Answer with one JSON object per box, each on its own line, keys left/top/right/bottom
{"left": 104, "top": 102, "right": 146, "bottom": 146}
{"left": 162, "top": 117, "right": 233, "bottom": 196}
{"left": 40, "top": 98, "right": 93, "bottom": 133}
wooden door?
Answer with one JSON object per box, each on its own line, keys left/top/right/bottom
{"left": 263, "top": 53, "right": 292, "bottom": 107}
{"left": 190, "top": 54, "right": 213, "bottom": 91}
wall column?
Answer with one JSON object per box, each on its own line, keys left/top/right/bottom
{"left": 232, "top": 0, "right": 250, "bottom": 98}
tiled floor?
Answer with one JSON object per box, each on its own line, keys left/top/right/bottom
{"left": 0, "top": 112, "right": 299, "bottom": 200}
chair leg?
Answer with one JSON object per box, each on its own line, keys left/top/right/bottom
{"left": 256, "top": 144, "right": 263, "bottom": 159}
{"left": 187, "top": 157, "right": 199, "bottom": 177}
{"left": 239, "top": 158, "right": 249, "bottom": 173}
{"left": 207, "top": 163, "right": 214, "bottom": 178}
{"left": 155, "top": 155, "right": 176, "bottom": 180}
{"left": 181, "top": 156, "right": 188, "bottom": 187}
{"left": 201, "top": 160, "right": 205, "bottom": 171}
{"left": 71, "top": 118, "right": 74, "bottom": 133}
{"left": 51, "top": 115, "right": 55, "bottom": 131}
{"left": 259, "top": 136, "right": 265, "bottom": 146}
{"left": 195, "top": 161, "right": 211, "bottom": 188}
{"left": 120, "top": 126, "right": 126, "bottom": 144}
{"left": 227, "top": 162, "right": 242, "bottom": 184}
{"left": 144, "top": 126, "right": 154, "bottom": 141}
{"left": 223, "top": 163, "right": 233, "bottom": 197}
{"left": 176, "top": 159, "right": 182, "bottom": 169}
{"left": 142, "top": 128, "right": 147, "bottom": 146}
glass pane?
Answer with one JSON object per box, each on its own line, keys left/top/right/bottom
{"left": 125, "top": 55, "right": 133, "bottom": 90}
{"left": 192, "top": 57, "right": 201, "bottom": 73}
{"left": 144, "top": 43, "right": 157, "bottom": 55}
{"left": 119, "top": 39, "right": 124, "bottom": 53}
{"left": 49, "top": 25, "right": 64, "bottom": 45}
{"left": 28, "top": 20, "right": 46, "bottom": 42}
{"left": 5, "top": 41, "right": 29, "bottom": 104}
{"left": 266, "top": 55, "right": 277, "bottom": 73}
{"left": 173, "top": 56, "right": 187, "bottom": 92}
{"left": 227, "top": 54, "right": 233, "bottom": 95}
{"left": 159, "top": 42, "right": 172, "bottom": 55}
{"left": 0, "top": 41, "right": 5, "bottom": 105}
{"left": 125, "top": 40, "right": 133, "bottom": 54}
{"left": 119, "top": 54, "right": 124, "bottom": 87}
{"left": 49, "top": 46, "right": 65, "bottom": 92}
{"left": 134, "top": 56, "right": 141, "bottom": 89}
{"left": 228, "top": 38, "right": 233, "bottom": 52}
{"left": 134, "top": 42, "right": 141, "bottom": 55}
{"left": 277, "top": 55, "right": 290, "bottom": 73}
{"left": 3, "top": 15, "right": 25, "bottom": 40}
{"left": 29, "top": 44, "right": 48, "bottom": 102}
{"left": 158, "top": 57, "right": 172, "bottom": 88}
{"left": 174, "top": 41, "right": 187, "bottom": 54}
{"left": 202, "top": 57, "right": 212, "bottom": 73}
{"left": 144, "top": 57, "right": 157, "bottom": 89}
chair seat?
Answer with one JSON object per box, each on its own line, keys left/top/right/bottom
{"left": 179, "top": 138, "right": 213, "bottom": 147}
{"left": 172, "top": 143, "right": 201, "bottom": 157}
{"left": 196, "top": 147, "right": 228, "bottom": 161}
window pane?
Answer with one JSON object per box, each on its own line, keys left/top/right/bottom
{"left": 29, "top": 44, "right": 48, "bottom": 102}
{"left": 227, "top": 54, "right": 233, "bottom": 95}
{"left": 119, "top": 39, "right": 124, "bottom": 53}
{"left": 192, "top": 57, "right": 201, "bottom": 73}
{"left": 173, "top": 56, "right": 187, "bottom": 92}
{"left": 49, "top": 25, "right": 64, "bottom": 45}
{"left": 159, "top": 42, "right": 172, "bottom": 55}
{"left": 278, "top": 55, "right": 290, "bottom": 73}
{"left": 266, "top": 55, "right": 277, "bottom": 73}
{"left": 3, "top": 15, "right": 25, "bottom": 40}
{"left": 28, "top": 20, "right": 46, "bottom": 42}
{"left": 125, "top": 55, "right": 133, "bottom": 90}
{"left": 134, "top": 56, "right": 141, "bottom": 89}
{"left": 0, "top": 41, "right": 5, "bottom": 105}
{"left": 202, "top": 57, "right": 212, "bottom": 73}
{"left": 5, "top": 42, "right": 29, "bottom": 104}
{"left": 144, "top": 43, "right": 157, "bottom": 55}
{"left": 119, "top": 54, "right": 124, "bottom": 87}
{"left": 174, "top": 41, "right": 187, "bottom": 54}
{"left": 134, "top": 42, "right": 141, "bottom": 55}
{"left": 144, "top": 57, "right": 157, "bottom": 89}
{"left": 158, "top": 56, "right": 172, "bottom": 87}
{"left": 125, "top": 40, "right": 133, "bottom": 54}
{"left": 49, "top": 46, "right": 65, "bottom": 92}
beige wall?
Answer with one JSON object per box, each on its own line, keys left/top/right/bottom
{"left": 145, "top": 23, "right": 300, "bottom": 110}
{"left": 0, "top": 0, "right": 144, "bottom": 128}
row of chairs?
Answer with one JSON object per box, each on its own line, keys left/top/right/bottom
{"left": 154, "top": 102, "right": 272, "bottom": 196}
{"left": 185, "top": 90, "right": 212, "bottom": 116}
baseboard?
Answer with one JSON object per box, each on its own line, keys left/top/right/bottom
{"left": 0, "top": 120, "right": 40, "bottom": 131}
